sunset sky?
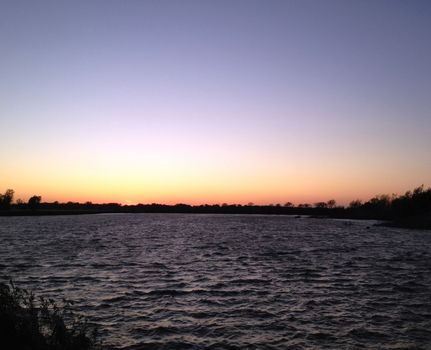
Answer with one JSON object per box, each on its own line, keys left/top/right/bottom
{"left": 1, "top": 0, "right": 431, "bottom": 205}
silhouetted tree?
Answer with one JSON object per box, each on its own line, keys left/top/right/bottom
{"left": 391, "top": 185, "right": 431, "bottom": 218}
{"left": 28, "top": 195, "right": 42, "bottom": 210}
{"left": 0, "top": 189, "right": 14, "bottom": 210}
{"left": 327, "top": 199, "right": 336, "bottom": 208}
{"left": 314, "top": 202, "right": 328, "bottom": 209}
{"left": 15, "top": 198, "right": 26, "bottom": 210}
{"left": 349, "top": 199, "right": 362, "bottom": 208}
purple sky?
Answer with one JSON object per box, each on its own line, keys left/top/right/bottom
{"left": 1, "top": 0, "right": 431, "bottom": 204}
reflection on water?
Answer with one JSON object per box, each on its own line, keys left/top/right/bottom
{"left": 1, "top": 214, "right": 431, "bottom": 349}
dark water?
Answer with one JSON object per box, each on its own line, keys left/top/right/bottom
{"left": 1, "top": 214, "right": 431, "bottom": 349}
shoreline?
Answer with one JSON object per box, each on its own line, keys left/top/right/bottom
{"left": 1, "top": 209, "right": 430, "bottom": 230}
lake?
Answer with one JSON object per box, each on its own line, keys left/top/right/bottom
{"left": 1, "top": 214, "right": 431, "bottom": 349}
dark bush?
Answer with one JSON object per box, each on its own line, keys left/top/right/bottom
{"left": 0, "top": 281, "right": 98, "bottom": 350}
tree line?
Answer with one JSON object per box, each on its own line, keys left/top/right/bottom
{"left": 343, "top": 185, "right": 431, "bottom": 221}
{"left": 1, "top": 186, "right": 430, "bottom": 225}
{"left": 0, "top": 189, "right": 41, "bottom": 211}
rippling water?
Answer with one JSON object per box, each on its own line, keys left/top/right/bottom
{"left": 1, "top": 214, "right": 431, "bottom": 349}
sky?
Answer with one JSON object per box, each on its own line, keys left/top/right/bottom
{"left": 1, "top": 0, "right": 431, "bottom": 205}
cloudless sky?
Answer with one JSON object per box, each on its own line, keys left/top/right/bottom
{"left": 1, "top": 0, "right": 431, "bottom": 205}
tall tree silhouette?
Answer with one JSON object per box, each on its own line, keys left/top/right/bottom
{"left": 0, "top": 189, "right": 14, "bottom": 210}
{"left": 28, "top": 195, "right": 42, "bottom": 210}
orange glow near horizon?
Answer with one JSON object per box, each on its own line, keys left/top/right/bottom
{"left": 6, "top": 182, "right": 429, "bottom": 207}
{"left": 3, "top": 146, "right": 429, "bottom": 206}
{"left": 2, "top": 123, "right": 430, "bottom": 207}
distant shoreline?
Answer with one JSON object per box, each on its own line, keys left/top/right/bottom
{"left": 1, "top": 208, "right": 430, "bottom": 230}
{"left": 1, "top": 185, "right": 430, "bottom": 230}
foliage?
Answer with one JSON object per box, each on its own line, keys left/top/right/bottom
{"left": 28, "top": 195, "right": 42, "bottom": 210}
{"left": 1, "top": 186, "right": 430, "bottom": 224}
{"left": 0, "top": 189, "right": 14, "bottom": 210}
{"left": 0, "top": 281, "right": 98, "bottom": 350}
{"left": 326, "top": 199, "right": 337, "bottom": 209}
{"left": 346, "top": 185, "right": 431, "bottom": 220}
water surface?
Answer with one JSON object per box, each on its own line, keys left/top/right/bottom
{"left": 1, "top": 214, "right": 431, "bottom": 349}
